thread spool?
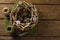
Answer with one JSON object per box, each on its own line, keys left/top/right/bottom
{"left": 6, "top": 25, "right": 14, "bottom": 33}
{"left": 2, "top": 7, "right": 9, "bottom": 16}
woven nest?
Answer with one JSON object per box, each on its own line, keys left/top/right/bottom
{"left": 3, "top": 1, "right": 38, "bottom": 31}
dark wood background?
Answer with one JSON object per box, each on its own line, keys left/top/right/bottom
{"left": 0, "top": 0, "right": 60, "bottom": 40}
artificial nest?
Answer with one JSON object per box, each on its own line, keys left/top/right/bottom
{"left": 3, "top": 1, "right": 38, "bottom": 32}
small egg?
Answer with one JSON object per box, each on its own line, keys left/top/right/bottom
{"left": 15, "top": 20, "right": 21, "bottom": 25}
{"left": 18, "top": 1, "right": 23, "bottom": 5}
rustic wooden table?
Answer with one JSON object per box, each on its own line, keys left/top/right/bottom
{"left": 0, "top": 0, "right": 60, "bottom": 40}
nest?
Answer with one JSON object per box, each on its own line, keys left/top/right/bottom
{"left": 3, "top": 1, "right": 38, "bottom": 31}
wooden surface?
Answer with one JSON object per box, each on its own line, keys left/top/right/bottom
{"left": 0, "top": 0, "right": 60, "bottom": 40}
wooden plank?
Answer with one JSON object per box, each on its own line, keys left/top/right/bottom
{"left": 36, "top": 21, "right": 60, "bottom": 36}
{"left": 0, "top": 36, "right": 13, "bottom": 40}
{"left": 1, "top": 37, "right": 60, "bottom": 40}
{"left": 20, "top": 37, "right": 60, "bottom": 40}
{"left": 1, "top": 21, "right": 60, "bottom": 37}
{"left": 0, "top": 0, "right": 14, "bottom": 3}
{"left": 0, "top": 0, "right": 60, "bottom": 4}
{"left": 0, "top": 5, "right": 60, "bottom": 19}
{"left": 36, "top": 5, "right": 60, "bottom": 19}
{"left": 29, "top": 0, "right": 60, "bottom": 4}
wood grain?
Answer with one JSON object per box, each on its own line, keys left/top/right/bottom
{"left": 0, "top": 0, "right": 14, "bottom": 3}
{"left": 0, "top": 0, "right": 60, "bottom": 4}
{"left": 36, "top": 5, "right": 60, "bottom": 19}
{"left": 20, "top": 37, "right": 60, "bottom": 40}
{"left": 0, "top": 0, "right": 60, "bottom": 40}
{"left": 0, "top": 36, "right": 13, "bottom": 40}
{"left": 1, "top": 36, "right": 60, "bottom": 40}
{"left": 29, "top": 0, "right": 60, "bottom": 4}
{"left": 1, "top": 21, "right": 60, "bottom": 37}
{"left": 0, "top": 5, "right": 60, "bottom": 19}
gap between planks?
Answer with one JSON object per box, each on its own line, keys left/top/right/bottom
{"left": 0, "top": 2, "right": 60, "bottom": 5}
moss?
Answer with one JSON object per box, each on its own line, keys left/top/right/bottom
{"left": 4, "top": 17, "right": 11, "bottom": 25}
{"left": 28, "top": 28, "right": 36, "bottom": 34}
